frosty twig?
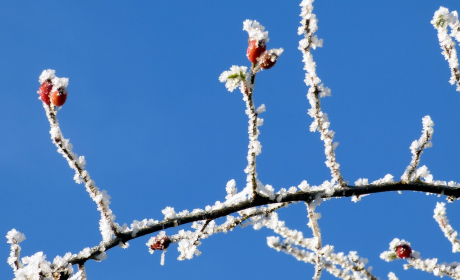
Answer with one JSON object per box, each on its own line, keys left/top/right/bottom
{"left": 39, "top": 70, "right": 119, "bottom": 242}
{"left": 307, "top": 202, "right": 323, "bottom": 280}
{"left": 268, "top": 240, "right": 378, "bottom": 280}
{"left": 298, "top": 0, "right": 345, "bottom": 187}
{"left": 401, "top": 116, "right": 434, "bottom": 183}
{"left": 434, "top": 202, "right": 460, "bottom": 253}
{"left": 432, "top": 7, "right": 460, "bottom": 92}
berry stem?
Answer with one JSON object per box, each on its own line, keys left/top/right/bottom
{"left": 245, "top": 63, "right": 260, "bottom": 200}
{"left": 43, "top": 103, "right": 119, "bottom": 239}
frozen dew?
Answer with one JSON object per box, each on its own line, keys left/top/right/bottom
{"left": 243, "top": 19, "right": 269, "bottom": 42}
{"left": 162, "top": 207, "right": 177, "bottom": 220}
{"left": 38, "top": 69, "right": 56, "bottom": 83}
{"left": 6, "top": 229, "right": 25, "bottom": 244}
{"left": 256, "top": 104, "right": 266, "bottom": 113}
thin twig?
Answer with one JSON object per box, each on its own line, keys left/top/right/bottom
{"left": 307, "top": 202, "right": 323, "bottom": 280}
{"left": 44, "top": 103, "right": 119, "bottom": 239}
{"left": 245, "top": 63, "right": 260, "bottom": 199}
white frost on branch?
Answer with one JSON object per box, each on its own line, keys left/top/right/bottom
{"left": 397, "top": 247, "right": 460, "bottom": 279}
{"left": 299, "top": 0, "right": 345, "bottom": 187}
{"left": 120, "top": 218, "right": 159, "bottom": 238}
{"left": 268, "top": 238, "right": 376, "bottom": 280}
{"left": 162, "top": 207, "right": 177, "bottom": 220}
{"left": 371, "top": 174, "right": 394, "bottom": 185}
{"left": 39, "top": 69, "right": 119, "bottom": 243}
{"left": 401, "top": 116, "right": 434, "bottom": 183}
{"left": 6, "top": 229, "right": 25, "bottom": 271}
{"left": 7, "top": 241, "right": 75, "bottom": 280}
{"left": 354, "top": 178, "right": 369, "bottom": 186}
{"left": 256, "top": 104, "right": 266, "bottom": 114}
{"left": 434, "top": 202, "right": 460, "bottom": 253}
{"left": 388, "top": 272, "right": 398, "bottom": 280}
{"left": 432, "top": 7, "right": 460, "bottom": 91}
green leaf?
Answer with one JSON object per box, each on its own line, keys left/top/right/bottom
{"left": 227, "top": 73, "right": 239, "bottom": 79}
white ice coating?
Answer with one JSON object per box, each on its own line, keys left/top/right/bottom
{"left": 432, "top": 7, "right": 460, "bottom": 91}
{"left": 401, "top": 116, "right": 434, "bottom": 183}
{"left": 243, "top": 19, "right": 269, "bottom": 43}
{"left": 299, "top": 0, "right": 345, "bottom": 187}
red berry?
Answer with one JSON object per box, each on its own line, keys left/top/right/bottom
{"left": 39, "top": 80, "right": 53, "bottom": 105}
{"left": 259, "top": 51, "right": 279, "bottom": 69}
{"left": 51, "top": 89, "right": 68, "bottom": 106}
{"left": 247, "top": 40, "right": 266, "bottom": 63}
{"left": 396, "top": 244, "right": 412, "bottom": 259}
{"left": 150, "top": 235, "right": 171, "bottom": 251}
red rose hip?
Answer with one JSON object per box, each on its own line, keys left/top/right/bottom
{"left": 51, "top": 89, "right": 68, "bottom": 106}
{"left": 259, "top": 51, "right": 279, "bottom": 69}
{"left": 150, "top": 235, "right": 171, "bottom": 251}
{"left": 247, "top": 40, "right": 266, "bottom": 63}
{"left": 396, "top": 244, "right": 412, "bottom": 259}
{"left": 39, "top": 80, "right": 53, "bottom": 105}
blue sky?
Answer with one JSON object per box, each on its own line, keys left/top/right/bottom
{"left": 1, "top": 1, "right": 460, "bottom": 279}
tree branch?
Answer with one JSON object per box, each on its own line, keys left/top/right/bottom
{"left": 66, "top": 181, "right": 460, "bottom": 265}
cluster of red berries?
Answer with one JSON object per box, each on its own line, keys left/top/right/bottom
{"left": 246, "top": 39, "right": 280, "bottom": 69}
{"left": 39, "top": 79, "right": 68, "bottom": 106}
{"left": 395, "top": 244, "right": 412, "bottom": 259}
{"left": 150, "top": 235, "right": 171, "bottom": 251}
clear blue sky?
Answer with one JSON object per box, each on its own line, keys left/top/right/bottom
{"left": 1, "top": 1, "right": 460, "bottom": 279}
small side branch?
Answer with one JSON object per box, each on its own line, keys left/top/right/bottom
{"left": 434, "top": 202, "right": 460, "bottom": 253}
{"left": 307, "top": 202, "right": 323, "bottom": 280}
{"left": 432, "top": 7, "right": 460, "bottom": 91}
{"left": 268, "top": 240, "right": 378, "bottom": 280}
{"left": 44, "top": 103, "right": 118, "bottom": 241}
{"left": 76, "top": 263, "right": 88, "bottom": 280}
{"left": 401, "top": 116, "right": 434, "bottom": 183}
{"left": 298, "top": 0, "right": 345, "bottom": 187}
{"left": 6, "top": 229, "right": 25, "bottom": 271}
{"left": 405, "top": 255, "right": 460, "bottom": 279}
{"left": 192, "top": 219, "right": 212, "bottom": 247}
{"left": 244, "top": 66, "right": 261, "bottom": 198}
{"left": 39, "top": 69, "right": 119, "bottom": 242}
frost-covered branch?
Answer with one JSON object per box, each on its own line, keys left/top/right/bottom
{"left": 7, "top": 229, "right": 75, "bottom": 280}
{"left": 245, "top": 72, "right": 262, "bottom": 198}
{"left": 55, "top": 180, "right": 460, "bottom": 266}
{"left": 38, "top": 70, "right": 119, "bottom": 242}
{"left": 401, "top": 116, "right": 434, "bottom": 183}
{"left": 6, "top": 229, "right": 24, "bottom": 272}
{"left": 298, "top": 0, "right": 345, "bottom": 187}
{"left": 307, "top": 202, "right": 323, "bottom": 280}
{"left": 432, "top": 7, "right": 460, "bottom": 91}
{"left": 73, "top": 264, "right": 87, "bottom": 280}
{"left": 404, "top": 255, "right": 460, "bottom": 279}
{"left": 220, "top": 20, "right": 283, "bottom": 199}
{"left": 381, "top": 238, "right": 460, "bottom": 279}
{"left": 268, "top": 240, "right": 378, "bottom": 280}
{"left": 434, "top": 202, "right": 460, "bottom": 253}
{"left": 168, "top": 203, "right": 288, "bottom": 262}
{"left": 219, "top": 64, "right": 261, "bottom": 198}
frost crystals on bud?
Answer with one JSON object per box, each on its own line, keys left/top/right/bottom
{"left": 148, "top": 232, "right": 171, "bottom": 251}
{"left": 258, "top": 48, "right": 284, "bottom": 69}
